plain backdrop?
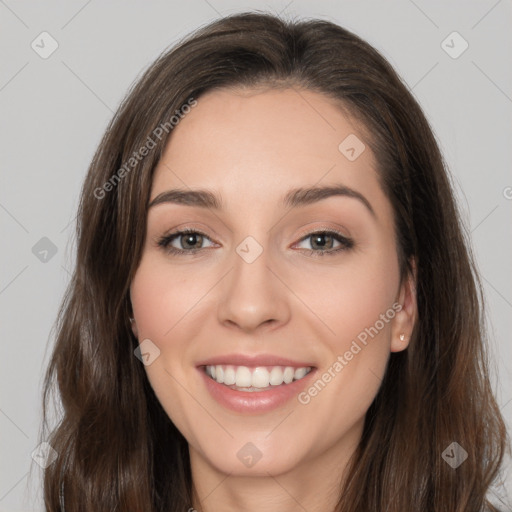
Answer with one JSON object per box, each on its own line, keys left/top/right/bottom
{"left": 1, "top": 1, "right": 511, "bottom": 510}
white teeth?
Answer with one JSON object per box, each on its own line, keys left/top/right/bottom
{"left": 251, "top": 367, "right": 270, "bottom": 388}
{"left": 283, "top": 367, "right": 294, "bottom": 384}
{"left": 235, "top": 366, "right": 252, "bottom": 387}
{"left": 223, "top": 366, "right": 236, "bottom": 385}
{"left": 294, "top": 367, "right": 307, "bottom": 380}
{"left": 204, "top": 364, "right": 312, "bottom": 390}
{"left": 269, "top": 367, "right": 284, "bottom": 386}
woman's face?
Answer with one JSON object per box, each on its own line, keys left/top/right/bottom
{"left": 130, "top": 87, "right": 416, "bottom": 479}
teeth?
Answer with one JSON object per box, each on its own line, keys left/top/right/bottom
{"left": 269, "top": 367, "right": 283, "bottom": 386}
{"left": 283, "top": 367, "right": 294, "bottom": 384}
{"left": 251, "top": 367, "right": 269, "bottom": 388}
{"left": 294, "top": 367, "right": 307, "bottom": 380}
{"left": 223, "top": 366, "right": 236, "bottom": 385}
{"left": 204, "top": 364, "right": 312, "bottom": 390}
{"left": 235, "top": 366, "right": 252, "bottom": 387}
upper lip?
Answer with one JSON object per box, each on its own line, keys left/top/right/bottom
{"left": 196, "top": 353, "right": 316, "bottom": 368}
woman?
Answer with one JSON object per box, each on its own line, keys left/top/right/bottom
{"left": 39, "top": 11, "right": 509, "bottom": 511}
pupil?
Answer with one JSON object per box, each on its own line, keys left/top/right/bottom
{"left": 183, "top": 233, "right": 201, "bottom": 249}
{"left": 312, "top": 234, "right": 332, "bottom": 249}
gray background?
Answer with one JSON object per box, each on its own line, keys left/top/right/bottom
{"left": 1, "top": 0, "right": 511, "bottom": 510}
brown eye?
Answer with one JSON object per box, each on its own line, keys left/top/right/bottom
{"left": 179, "top": 232, "right": 204, "bottom": 250}
{"left": 310, "top": 233, "right": 335, "bottom": 250}
{"left": 157, "top": 229, "right": 215, "bottom": 255}
{"left": 294, "top": 230, "right": 354, "bottom": 257}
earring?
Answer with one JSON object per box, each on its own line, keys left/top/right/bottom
{"left": 129, "top": 317, "right": 135, "bottom": 323}
{"left": 399, "top": 334, "right": 405, "bottom": 341}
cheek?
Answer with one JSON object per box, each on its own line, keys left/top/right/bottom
{"left": 130, "top": 257, "right": 206, "bottom": 438}
{"left": 297, "top": 247, "right": 400, "bottom": 354}
{"left": 130, "top": 256, "right": 204, "bottom": 340}
{"left": 294, "top": 251, "right": 400, "bottom": 440}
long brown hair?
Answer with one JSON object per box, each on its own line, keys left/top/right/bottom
{"left": 38, "top": 11, "right": 509, "bottom": 511}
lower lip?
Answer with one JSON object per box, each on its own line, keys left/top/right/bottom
{"left": 198, "top": 367, "right": 317, "bottom": 413}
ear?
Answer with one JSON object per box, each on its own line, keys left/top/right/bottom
{"left": 129, "top": 290, "right": 139, "bottom": 339}
{"left": 390, "top": 258, "right": 417, "bottom": 352}
{"left": 130, "top": 317, "right": 139, "bottom": 339}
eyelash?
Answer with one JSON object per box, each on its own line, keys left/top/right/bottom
{"left": 157, "top": 227, "right": 354, "bottom": 258}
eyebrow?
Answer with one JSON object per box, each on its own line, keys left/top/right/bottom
{"left": 148, "top": 184, "right": 375, "bottom": 217}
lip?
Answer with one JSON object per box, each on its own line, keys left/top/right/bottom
{"left": 196, "top": 353, "right": 315, "bottom": 368}
{"left": 197, "top": 356, "right": 317, "bottom": 414}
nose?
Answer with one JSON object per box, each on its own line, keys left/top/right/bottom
{"left": 216, "top": 239, "right": 291, "bottom": 333}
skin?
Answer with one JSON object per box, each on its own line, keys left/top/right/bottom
{"left": 129, "top": 87, "right": 417, "bottom": 512}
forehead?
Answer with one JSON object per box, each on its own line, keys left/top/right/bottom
{"left": 150, "top": 87, "right": 385, "bottom": 215}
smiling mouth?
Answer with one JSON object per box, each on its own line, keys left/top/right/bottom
{"left": 203, "top": 364, "right": 314, "bottom": 392}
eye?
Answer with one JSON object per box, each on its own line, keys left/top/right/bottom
{"left": 157, "top": 228, "right": 215, "bottom": 255}
{"left": 293, "top": 230, "right": 354, "bottom": 257}
{"left": 157, "top": 228, "right": 354, "bottom": 258}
